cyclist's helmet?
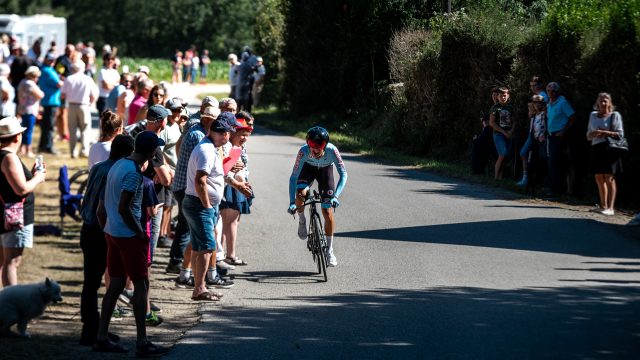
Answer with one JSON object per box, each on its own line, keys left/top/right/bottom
{"left": 306, "top": 126, "right": 329, "bottom": 150}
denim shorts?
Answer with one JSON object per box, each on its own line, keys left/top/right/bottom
{"left": 182, "top": 195, "right": 217, "bottom": 252}
{"left": 493, "top": 133, "right": 511, "bottom": 156}
{"left": 1, "top": 224, "right": 34, "bottom": 248}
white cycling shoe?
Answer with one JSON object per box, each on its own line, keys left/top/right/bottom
{"left": 298, "top": 220, "right": 308, "bottom": 240}
{"left": 326, "top": 249, "right": 337, "bottom": 267}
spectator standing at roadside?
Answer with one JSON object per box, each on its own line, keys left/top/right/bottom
{"left": 516, "top": 95, "right": 547, "bottom": 187}
{"left": 227, "top": 54, "right": 239, "bottom": 99}
{"left": 471, "top": 87, "right": 499, "bottom": 175}
{"left": 106, "top": 73, "right": 130, "bottom": 112}
{"left": 529, "top": 76, "right": 548, "bottom": 103}
{"left": 252, "top": 56, "right": 266, "bottom": 107}
{"left": 128, "top": 78, "right": 153, "bottom": 126}
{"left": 115, "top": 74, "right": 135, "bottom": 124}
{"left": 489, "top": 87, "right": 514, "bottom": 180}
{"left": 38, "top": 53, "right": 63, "bottom": 155}
{"left": 586, "top": 93, "right": 624, "bottom": 216}
{"left": 183, "top": 118, "right": 235, "bottom": 301}
{"left": 9, "top": 44, "right": 35, "bottom": 104}
{"left": 236, "top": 53, "right": 254, "bottom": 112}
{"left": 97, "top": 53, "right": 119, "bottom": 115}
{"left": 88, "top": 110, "right": 124, "bottom": 169}
{"left": 182, "top": 47, "right": 193, "bottom": 84}
{"left": 167, "top": 106, "right": 220, "bottom": 284}
{"left": 79, "top": 134, "right": 134, "bottom": 346}
{"left": 128, "top": 105, "right": 174, "bottom": 262}
{"left": 94, "top": 131, "right": 169, "bottom": 357}
{"left": 17, "top": 66, "right": 44, "bottom": 158}
{"left": 61, "top": 61, "right": 99, "bottom": 158}
{"left": 0, "top": 116, "right": 46, "bottom": 287}
{"left": 546, "top": 82, "right": 576, "bottom": 195}
{"left": 200, "top": 50, "right": 210, "bottom": 83}
{"left": 0, "top": 64, "right": 16, "bottom": 117}
{"left": 54, "top": 44, "right": 76, "bottom": 142}
{"left": 157, "top": 98, "right": 183, "bottom": 248}
{"left": 191, "top": 52, "right": 199, "bottom": 85}
{"left": 134, "top": 85, "right": 166, "bottom": 123}
{"left": 171, "top": 50, "right": 182, "bottom": 84}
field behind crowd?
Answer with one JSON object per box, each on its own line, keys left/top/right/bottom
{"left": 0, "top": 128, "right": 200, "bottom": 359}
{"left": 120, "top": 57, "right": 229, "bottom": 83}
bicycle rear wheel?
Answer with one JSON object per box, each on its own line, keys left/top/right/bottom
{"left": 311, "top": 212, "right": 328, "bottom": 282}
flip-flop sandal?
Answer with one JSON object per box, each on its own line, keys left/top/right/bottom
{"left": 191, "top": 291, "right": 221, "bottom": 302}
{"left": 225, "top": 257, "right": 248, "bottom": 266}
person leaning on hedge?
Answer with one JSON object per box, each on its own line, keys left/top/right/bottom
{"left": 586, "top": 92, "right": 624, "bottom": 216}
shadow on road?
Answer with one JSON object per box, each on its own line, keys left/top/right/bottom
{"left": 233, "top": 271, "right": 325, "bottom": 285}
{"left": 173, "top": 285, "right": 640, "bottom": 359}
{"left": 336, "top": 217, "right": 639, "bottom": 259}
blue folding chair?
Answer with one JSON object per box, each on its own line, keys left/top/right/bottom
{"left": 58, "top": 165, "right": 89, "bottom": 235}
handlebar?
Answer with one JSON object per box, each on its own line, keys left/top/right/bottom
{"left": 289, "top": 190, "right": 337, "bottom": 214}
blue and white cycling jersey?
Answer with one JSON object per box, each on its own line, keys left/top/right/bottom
{"left": 289, "top": 143, "right": 348, "bottom": 204}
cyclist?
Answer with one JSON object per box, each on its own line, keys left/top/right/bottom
{"left": 288, "top": 126, "right": 348, "bottom": 267}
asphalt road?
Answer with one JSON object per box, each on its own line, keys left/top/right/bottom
{"left": 167, "top": 126, "right": 640, "bottom": 359}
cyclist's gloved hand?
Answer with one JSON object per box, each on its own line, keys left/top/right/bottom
{"left": 287, "top": 203, "right": 297, "bottom": 214}
{"left": 330, "top": 197, "right": 340, "bottom": 208}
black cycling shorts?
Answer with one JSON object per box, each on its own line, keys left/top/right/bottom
{"left": 296, "top": 163, "right": 335, "bottom": 204}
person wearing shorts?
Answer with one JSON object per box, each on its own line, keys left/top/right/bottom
{"left": 288, "top": 126, "right": 348, "bottom": 267}
{"left": 489, "top": 87, "right": 515, "bottom": 180}
{"left": 94, "top": 131, "right": 168, "bottom": 357}
{"left": 183, "top": 115, "right": 235, "bottom": 301}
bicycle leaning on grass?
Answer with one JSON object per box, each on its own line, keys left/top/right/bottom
{"left": 289, "top": 190, "right": 331, "bottom": 282}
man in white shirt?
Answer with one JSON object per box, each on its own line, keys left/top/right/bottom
{"left": 182, "top": 115, "right": 235, "bottom": 301}
{"left": 97, "top": 52, "right": 119, "bottom": 115}
{"left": 61, "top": 61, "right": 99, "bottom": 158}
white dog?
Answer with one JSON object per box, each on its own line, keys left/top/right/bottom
{"left": 0, "top": 278, "right": 63, "bottom": 338}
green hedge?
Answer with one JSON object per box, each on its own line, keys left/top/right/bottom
{"left": 389, "top": 0, "right": 640, "bottom": 205}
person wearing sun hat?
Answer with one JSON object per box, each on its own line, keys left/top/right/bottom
{"left": 0, "top": 116, "right": 47, "bottom": 287}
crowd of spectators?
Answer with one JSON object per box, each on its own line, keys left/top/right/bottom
{"left": 1, "top": 36, "right": 261, "bottom": 356}
{"left": 472, "top": 76, "right": 628, "bottom": 217}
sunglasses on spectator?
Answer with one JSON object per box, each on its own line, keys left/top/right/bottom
{"left": 153, "top": 93, "right": 165, "bottom": 97}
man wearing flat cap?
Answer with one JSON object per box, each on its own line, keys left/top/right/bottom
{"left": 183, "top": 114, "right": 236, "bottom": 300}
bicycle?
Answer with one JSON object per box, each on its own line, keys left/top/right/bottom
{"left": 291, "top": 190, "right": 329, "bottom": 282}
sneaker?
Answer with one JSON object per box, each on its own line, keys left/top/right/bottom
{"left": 325, "top": 249, "right": 337, "bottom": 267}
{"left": 165, "top": 261, "right": 182, "bottom": 274}
{"left": 216, "top": 259, "right": 236, "bottom": 270}
{"left": 216, "top": 265, "right": 228, "bottom": 277}
{"left": 298, "top": 220, "right": 308, "bottom": 240}
{"left": 118, "top": 289, "right": 134, "bottom": 306}
{"left": 516, "top": 178, "right": 528, "bottom": 187}
{"left": 136, "top": 340, "right": 170, "bottom": 358}
{"left": 175, "top": 276, "right": 194, "bottom": 288}
{"left": 93, "top": 339, "right": 129, "bottom": 353}
{"left": 111, "top": 306, "right": 133, "bottom": 321}
{"left": 157, "top": 235, "right": 172, "bottom": 248}
{"left": 206, "top": 276, "right": 235, "bottom": 289}
{"left": 150, "top": 302, "right": 162, "bottom": 313}
{"left": 145, "top": 311, "right": 163, "bottom": 327}
{"left": 601, "top": 208, "right": 615, "bottom": 216}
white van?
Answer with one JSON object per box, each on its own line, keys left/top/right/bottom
{"left": 0, "top": 14, "right": 66, "bottom": 57}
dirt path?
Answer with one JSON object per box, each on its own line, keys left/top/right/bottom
{"left": 0, "top": 82, "right": 225, "bottom": 358}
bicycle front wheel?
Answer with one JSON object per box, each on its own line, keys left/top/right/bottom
{"left": 311, "top": 212, "right": 328, "bottom": 282}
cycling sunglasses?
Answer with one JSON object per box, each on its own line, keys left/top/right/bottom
{"left": 307, "top": 139, "right": 327, "bottom": 150}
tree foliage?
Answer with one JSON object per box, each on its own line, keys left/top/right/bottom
{"left": 5, "top": 0, "right": 258, "bottom": 58}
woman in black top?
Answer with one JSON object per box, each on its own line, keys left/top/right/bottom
{"left": 0, "top": 116, "right": 46, "bottom": 286}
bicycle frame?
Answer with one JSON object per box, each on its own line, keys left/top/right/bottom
{"left": 300, "top": 190, "right": 328, "bottom": 282}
